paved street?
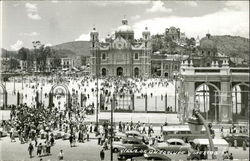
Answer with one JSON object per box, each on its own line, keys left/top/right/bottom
{"left": 0, "top": 132, "right": 249, "bottom": 161}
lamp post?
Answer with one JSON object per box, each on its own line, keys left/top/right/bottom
{"left": 110, "top": 93, "right": 115, "bottom": 161}
{"left": 174, "top": 73, "right": 177, "bottom": 112}
{"left": 22, "top": 73, "right": 24, "bottom": 90}
{"left": 13, "top": 77, "right": 16, "bottom": 94}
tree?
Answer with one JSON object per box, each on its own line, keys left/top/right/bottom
{"left": 9, "top": 57, "right": 20, "bottom": 71}
{"left": 18, "top": 47, "right": 29, "bottom": 61}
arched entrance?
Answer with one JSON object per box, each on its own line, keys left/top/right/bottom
{"left": 232, "top": 83, "right": 249, "bottom": 122}
{"left": 117, "top": 67, "right": 123, "bottom": 76}
{"left": 101, "top": 68, "right": 107, "bottom": 77}
{"left": 134, "top": 67, "right": 139, "bottom": 77}
{"left": 195, "top": 83, "right": 220, "bottom": 122}
{"left": 50, "top": 84, "right": 71, "bottom": 110}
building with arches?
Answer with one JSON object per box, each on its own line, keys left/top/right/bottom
{"left": 90, "top": 19, "right": 151, "bottom": 77}
{"left": 179, "top": 33, "right": 249, "bottom": 123}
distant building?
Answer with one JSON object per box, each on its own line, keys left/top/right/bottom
{"left": 165, "top": 27, "right": 180, "bottom": 41}
{"left": 61, "top": 57, "right": 73, "bottom": 70}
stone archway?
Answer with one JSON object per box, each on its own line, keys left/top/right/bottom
{"left": 0, "top": 83, "right": 7, "bottom": 109}
{"left": 117, "top": 67, "right": 123, "bottom": 76}
{"left": 50, "top": 84, "right": 71, "bottom": 110}
{"left": 134, "top": 67, "right": 139, "bottom": 77}
{"left": 195, "top": 82, "right": 220, "bottom": 122}
{"left": 232, "top": 83, "right": 249, "bottom": 122}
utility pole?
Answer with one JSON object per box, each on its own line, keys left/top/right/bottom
{"left": 110, "top": 94, "right": 115, "bottom": 161}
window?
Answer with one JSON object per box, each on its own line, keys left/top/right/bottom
{"left": 176, "top": 142, "right": 183, "bottom": 145}
{"left": 134, "top": 53, "right": 139, "bottom": 60}
{"left": 175, "top": 65, "right": 178, "bottom": 70}
{"left": 208, "top": 51, "right": 211, "bottom": 56}
{"left": 102, "top": 53, "right": 106, "bottom": 60}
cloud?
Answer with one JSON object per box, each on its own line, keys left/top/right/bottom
{"left": 25, "top": 3, "right": 38, "bottom": 12}
{"left": 13, "top": 3, "right": 20, "bottom": 7}
{"left": 10, "top": 40, "right": 23, "bottom": 51}
{"left": 45, "top": 43, "right": 52, "bottom": 47}
{"left": 184, "top": 1, "right": 198, "bottom": 7}
{"left": 20, "top": 32, "right": 39, "bottom": 36}
{"left": 90, "top": 1, "right": 150, "bottom": 7}
{"left": 27, "top": 13, "right": 41, "bottom": 20}
{"left": 146, "top": 1, "right": 173, "bottom": 13}
{"left": 131, "top": 15, "right": 141, "bottom": 21}
{"left": 75, "top": 33, "right": 90, "bottom": 41}
{"left": 133, "top": 4, "right": 249, "bottom": 39}
{"left": 51, "top": 0, "right": 59, "bottom": 3}
{"left": 224, "top": 1, "right": 248, "bottom": 10}
{"left": 25, "top": 3, "right": 41, "bottom": 20}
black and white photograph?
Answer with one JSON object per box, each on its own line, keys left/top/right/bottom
{"left": 0, "top": 0, "right": 249, "bottom": 161}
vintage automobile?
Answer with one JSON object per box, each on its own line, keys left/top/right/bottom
{"left": 125, "top": 131, "right": 149, "bottom": 144}
{"left": 130, "top": 153, "right": 172, "bottom": 161}
{"left": 154, "top": 138, "right": 191, "bottom": 154}
{"left": 113, "top": 137, "right": 150, "bottom": 153}
{"left": 223, "top": 133, "right": 249, "bottom": 147}
{"left": 117, "top": 149, "right": 145, "bottom": 161}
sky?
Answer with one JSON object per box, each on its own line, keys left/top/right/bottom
{"left": 1, "top": 0, "right": 249, "bottom": 51}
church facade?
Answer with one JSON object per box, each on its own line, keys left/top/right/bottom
{"left": 90, "top": 19, "right": 151, "bottom": 77}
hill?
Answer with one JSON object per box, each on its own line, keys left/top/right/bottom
{"left": 52, "top": 41, "right": 90, "bottom": 57}
{"left": 203, "top": 35, "right": 249, "bottom": 60}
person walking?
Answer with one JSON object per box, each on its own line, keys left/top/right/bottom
{"left": 69, "top": 135, "right": 73, "bottom": 147}
{"left": 37, "top": 143, "right": 42, "bottom": 157}
{"left": 28, "top": 143, "right": 34, "bottom": 158}
{"left": 58, "top": 149, "right": 64, "bottom": 160}
{"left": 100, "top": 148, "right": 105, "bottom": 161}
{"left": 229, "top": 153, "right": 233, "bottom": 160}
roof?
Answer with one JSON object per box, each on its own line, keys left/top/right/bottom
{"left": 122, "top": 137, "right": 142, "bottom": 142}
{"left": 193, "top": 139, "right": 229, "bottom": 146}
{"left": 163, "top": 125, "right": 206, "bottom": 131}
{"left": 167, "top": 138, "right": 185, "bottom": 144}
{"left": 126, "top": 130, "right": 141, "bottom": 135}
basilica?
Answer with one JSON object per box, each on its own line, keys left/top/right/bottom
{"left": 90, "top": 19, "right": 151, "bottom": 77}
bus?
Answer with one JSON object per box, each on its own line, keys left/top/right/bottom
{"left": 162, "top": 125, "right": 208, "bottom": 141}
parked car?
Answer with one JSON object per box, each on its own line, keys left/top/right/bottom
{"left": 131, "top": 153, "right": 172, "bottom": 161}
{"left": 223, "top": 133, "right": 249, "bottom": 147}
{"left": 126, "top": 131, "right": 149, "bottom": 144}
{"left": 117, "top": 150, "right": 145, "bottom": 161}
{"left": 154, "top": 138, "right": 191, "bottom": 154}
{"left": 115, "top": 131, "right": 127, "bottom": 141}
{"left": 113, "top": 137, "right": 149, "bottom": 153}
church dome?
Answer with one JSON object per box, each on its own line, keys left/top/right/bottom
{"left": 200, "top": 33, "right": 217, "bottom": 50}
{"left": 116, "top": 19, "right": 134, "bottom": 33}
